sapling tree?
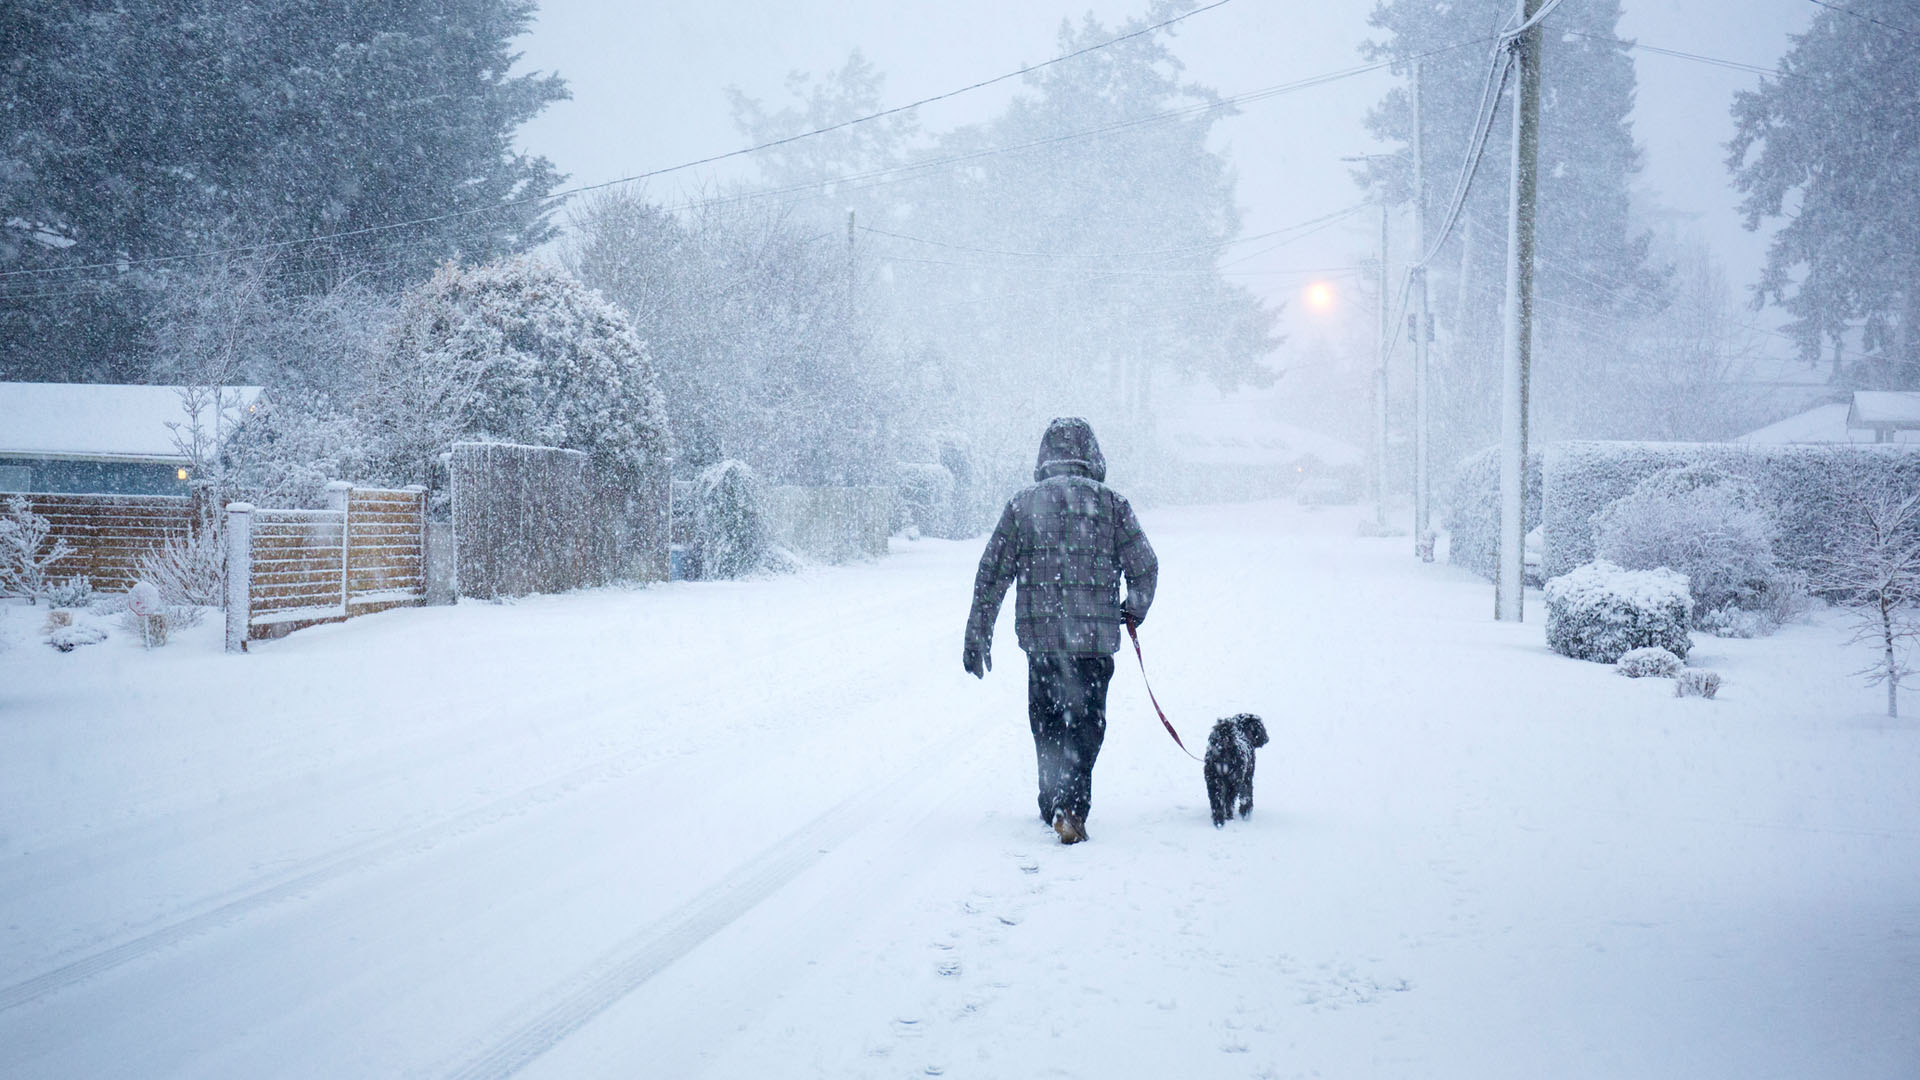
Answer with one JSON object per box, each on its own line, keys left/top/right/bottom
{"left": 1818, "top": 485, "right": 1920, "bottom": 718}
{"left": 0, "top": 497, "right": 75, "bottom": 605}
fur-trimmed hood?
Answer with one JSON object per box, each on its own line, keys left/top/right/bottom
{"left": 1032, "top": 417, "right": 1107, "bottom": 483}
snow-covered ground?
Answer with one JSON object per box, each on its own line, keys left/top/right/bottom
{"left": 2, "top": 500, "right": 1916, "bottom": 1079}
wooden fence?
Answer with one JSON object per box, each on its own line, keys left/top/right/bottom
{"left": 225, "top": 482, "right": 428, "bottom": 650}
{"left": 9, "top": 491, "right": 199, "bottom": 592}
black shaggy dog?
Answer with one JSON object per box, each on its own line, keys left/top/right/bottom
{"left": 1204, "top": 713, "right": 1269, "bottom": 827}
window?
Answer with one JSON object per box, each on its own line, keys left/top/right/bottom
{"left": 0, "top": 465, "right": 29, "bottom": 492}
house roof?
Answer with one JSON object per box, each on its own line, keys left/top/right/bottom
{"left": 0, "top": 382, "right": 264, "bottom": 463}
{"left": 1737, "top": 400, "right": 1920, "bottom": 445}
{"left": 1848, "top": 391, "right": 1920, "bottom": 430}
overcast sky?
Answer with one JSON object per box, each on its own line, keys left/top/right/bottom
{"left": 514, "top": 0, "right": 1817, "bottom": 353}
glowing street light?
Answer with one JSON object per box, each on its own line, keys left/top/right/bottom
{"left": 1304, "top": 280, "right": 1336, "bottom": 312}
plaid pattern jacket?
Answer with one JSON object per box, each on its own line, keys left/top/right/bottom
{"left": 967, "top": 465, "right": 1157, "bottom": 657}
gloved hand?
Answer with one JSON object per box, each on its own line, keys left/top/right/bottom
{"left": 963, "top": 631, "right": 991, "bottom": 678}
{"left": 1122, "top": 606, "right": 1145, "bottom": 632}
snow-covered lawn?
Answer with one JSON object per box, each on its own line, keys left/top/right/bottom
{"left": 2, "top": 500, "right": 1915, "bottom": 1079}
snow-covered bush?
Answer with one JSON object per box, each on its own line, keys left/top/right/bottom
{"left": 1615, "top": 646, "right": 1682, "bottom": 679}
{"left": 892, "top": 462, "right": 955, "bottom": 539}
{"left": 692, "top": 460, "right": 768, "bottom": 580}
{"left": 360, "top": 258, "right": 670, "bottom": 490}
{"left": 1674, "top": 668, "right": 1723, "bottom": 699}
{"left": 47, "top": 576, "right": 94, "bottom": 609}
{"left": 136, "top": 515, "right": 224, "bottom": 628}
{"left": 1444, "top": 446, "right": 1542, "bottom": 582}
{"left": 48, "top": 622, "right": 107, "bottom": 652}
{"left": 1591, "top": 464, "right": 1796, "bottom": 628}
{"left": 0, "top": 496, "right": 74, "bottom": 604}
{"left": 1544, "top": 560, "right": 1692, "bottom": 664}
{"left": 220, "top": 396, "right": 368, "bottom": 510}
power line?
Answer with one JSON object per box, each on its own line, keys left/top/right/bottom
{"left": 856, "top": 202, "right": 1369, "bottom": 261}
{"left": 1565, "top": 31, "right": 1797, "bottom": 80}
{"left": 1805, "top": 0, "right": 1920, "bottom": 36}
{"left": 0, "top": 0, "right": 1240, "bottom": 284}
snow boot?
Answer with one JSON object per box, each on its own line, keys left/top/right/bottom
{"left": 1052, "top": 810, "right": 1088, "bottom": 845}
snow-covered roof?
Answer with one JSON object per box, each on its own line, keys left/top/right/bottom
{"left": 1738, "top": 401, "right": 1920, "bottom": 445}
{"left": 1158, "top": 383, "right": 1362, "bottom": 468}
{"left": 1848, "top": 391, "right": 1920, "bottom": 430}
{"left": 0, "top": 382, "right": 264, "bottom": 462}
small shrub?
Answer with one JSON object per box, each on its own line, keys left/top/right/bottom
{"left": 1544, "top": 560, "right": 1693, "bottom": 663}
{"left": 0, "top": 496, "right": 75, "bottom": 604}
{"left": 1674, "top": 668, "right": 1723, "bottom": 699}
{"left": 692, "top": 459, "right": 767, "bottom": 580}
{"left": 47, "top": 576, "right": 95, "bottom": 609}
{"left": 137, "top": 518, "right": 223, "bottom": 629}
{"left": 48, "top": 623, "right": 107, "bottom": 652}
{"left": 1615, "top": 646, "right": 1682, "bottom": 678}
{"left": 1592, "top": 465, "right": 1789, "bottom": 628}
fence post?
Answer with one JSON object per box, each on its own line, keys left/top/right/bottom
{"left": 225, "top": 502, "right": 254, "bottom": 653}
{"left": 406, "top": 484, "right": 428, "bottom": 598}
{"left": 327, "top": 480, "right": 352, "bottom": 616}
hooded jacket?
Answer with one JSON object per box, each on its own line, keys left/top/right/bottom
{"left": 966, "top": 418, "right": 1157, "bottom": 657}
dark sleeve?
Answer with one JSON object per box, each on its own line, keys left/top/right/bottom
{"left": 966, "top": 500, "right": 1022, "bottom": 646}
{"left": 1115, "top": 494, "right": 1157, "bottom": 625}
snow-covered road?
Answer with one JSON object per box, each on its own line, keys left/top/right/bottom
{"left": 3, "top": 500, "right": 1916, "bottom": 1078}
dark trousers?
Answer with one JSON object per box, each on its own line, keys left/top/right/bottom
{"left": 1027, "top": 653, "right": 1115, "bottom": 823}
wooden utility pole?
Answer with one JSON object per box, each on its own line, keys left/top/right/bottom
{"left": 1411, "top": 59, "right": 1434, "bottom": 560}
{"left": 1495, "top": 0, "right": 1543, "bottom": 622}
{"left": 1374, "top": 198, "right": 1390, "bottom": 530}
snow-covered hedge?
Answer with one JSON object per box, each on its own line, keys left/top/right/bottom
{"left": 692, "top": 460, "right": 767, "bottom": 580}
{"left": 1591, "top": 464, "right": 1791, "bottom": 625}
{"left": 1443, "top": 446, "right": 1541, "bottom": 581}
{"left": 892, "top": 462, "right": 955, "bottom": 539}
{"left": 1544, "top": 560, "right": 1693, "bottom": 663}
{"left": 1541, "top": 441, "right": 1920, "bottom": 580}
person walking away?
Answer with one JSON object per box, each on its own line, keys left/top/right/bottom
{"left": 963, "top": 417, "right": 1157, "bottom": 845}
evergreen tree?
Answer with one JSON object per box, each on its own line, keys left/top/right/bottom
{"left": 1728, "top": 0, "right": 1920, "bottom": 385}
{"left": 1361, "top": 0, "right": 1664, "bottom": 465}
{"left": 0, "top": 0, "right": 567, "bottom": 382}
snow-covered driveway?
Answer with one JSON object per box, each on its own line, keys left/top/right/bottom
{"left": 2, "top": 500, "right": 1916, "bottom": 1078}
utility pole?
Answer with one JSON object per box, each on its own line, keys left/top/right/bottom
{"left": 1495, "top": 0, "right": 1543, "bottom": 621}
{"left": 1411, "top": 59, "right": 1434, "bottom": 561}
{"left": 1374, "top": 197, "right": 1390, "bottom": 531}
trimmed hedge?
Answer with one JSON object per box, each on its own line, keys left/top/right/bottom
{"left": 1443, "top": 446, "right": 1542, "bottom": 582}
{"left": 1541, "top": 441, "right": 1920, "bottom": 580}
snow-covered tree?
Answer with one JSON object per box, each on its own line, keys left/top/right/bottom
{"left": 1817, "top": 482, "right": 1920, "bottom": 718}
{"left": 1362, "top": 0, "right": 1667, "bottom": 465}
{"left": 568, "top": 193, "right": 895, "bottom": 485}
{"left": 1, "top": 0, "right": 568, "bottom": 381}
{"left": 1728, "top": 0, "right": 1920, "bottom": 385}
{"left": 359, "top": 258, "right": 669, "bottom": 489}
{"left": 0, "top": 497, "right": 74, "bottom": 605}
{"left": 724, "top": 6, "right": 1279, "bottom": 484}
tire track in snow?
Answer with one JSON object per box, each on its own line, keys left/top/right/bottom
{"left": 0, "top": 583, "right": 950, "bottom": 1013}
{"left": 443, "top": 722, "right": 990, "bottom": 1080}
